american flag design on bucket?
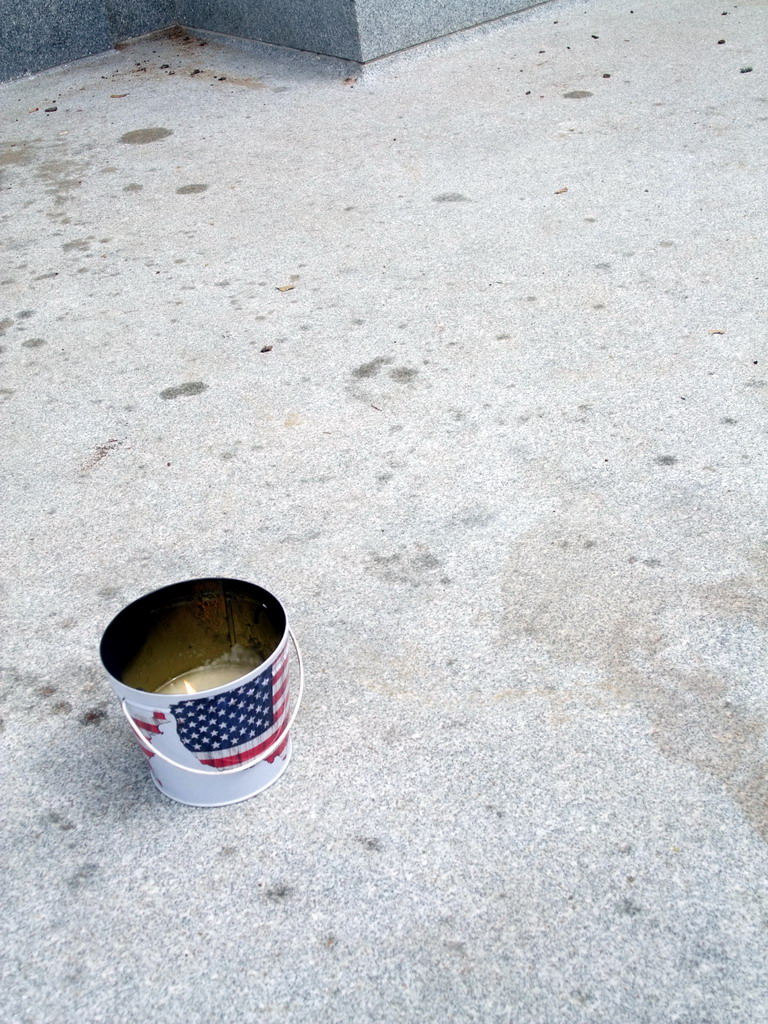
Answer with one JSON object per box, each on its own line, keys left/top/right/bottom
{"left": 168, "top": 643, "right": 290, "bottom": 769}
{"left": 131, "top": 710, "right": 168, "bottom": 758}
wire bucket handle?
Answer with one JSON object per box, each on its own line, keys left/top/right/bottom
{"left": 120, "top": 628, "right": 304, "bottom": 776}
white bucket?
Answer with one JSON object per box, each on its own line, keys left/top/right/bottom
{"left": 100, "top": 578, "right": 303, "bottom": 807}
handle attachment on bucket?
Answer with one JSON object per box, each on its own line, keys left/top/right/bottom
{"left": 120, "top": 628, "right": 304, "bottom": 776}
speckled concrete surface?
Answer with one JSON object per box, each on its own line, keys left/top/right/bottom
{"left": 1, "top": 2, "right": 767, "bottom": 1022}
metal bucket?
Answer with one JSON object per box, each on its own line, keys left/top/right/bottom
{"left": 100, "top": 578, "right": 303, "bottom": 807}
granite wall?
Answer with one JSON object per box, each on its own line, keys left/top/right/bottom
{"left": 354, "top": 0, "right": 550, "bottom": 61}
{"left": 1, "top": 0, "right": 553, "bottom": 81}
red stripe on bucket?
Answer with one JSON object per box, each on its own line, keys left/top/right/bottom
{"left": 133, "top": 718, "right": 163, "bottom": 734}
{"left": 266, "top": 734, "right": 289, "bottom": 763}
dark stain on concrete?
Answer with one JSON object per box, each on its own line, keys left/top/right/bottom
{"left": 433, "top": 192, "right": 471, "bottom": 202}
{"left": 120, "top": 128, "right": 173, "bottom": 144}
{"left": 176, "top": 183, "right": 209, "bottom": 194}
{"left": 357, "top": 836, "right": 383, "bottom": 851}
{"left": 51, "top": 701, "right": 72, "bottom": 715}
{"left": 390, "top": 366, "right": 419, "bottom": 384}
{"left": 79, "top": 707, "right": 107, "bottom": 726}
{"left": 17, "top": 309, "right": 35, "bottom": 319}
{"left": 564, "top": 90, "right": 593, "bottom": 99}
{"left": 352, "top": 356, "right": 394, "bottom": 379}
{"left": 123, "top": 183, "right": 144, "bottom": 192}
{"left": 369, "top": 544, "right": 442, "bottom": 587}
{"left": 48, "top": 811, "right": 75, "bottom": 831}
{"left": 264, "top": 883, "right": 293, "bottom": 901}
{"left": 68, "top": 863, "right": 99, "bottom": 889}
{"left": 655, "top": 455, "right": 678, "bottom": 466}
{"left": 160, "top": 381, "right": 208, "bottom": 399}
{"left": 22, "top": 338, "right": 46, "bottom": 348}
{"left": 81, "top": 438, "right": 122, "bottom": 473}
{"left": 618, "top": 898, "right": 642, "bottom": 917}
{"left": 0, "top": 319, "right": 13, "bottom": 336}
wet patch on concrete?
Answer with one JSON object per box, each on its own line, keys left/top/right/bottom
{"left": 159, "top": 381, "right": 208, "bottom": 399}
{"left": 356, "top": 836, "right": 383, "bottom": 851}
{"left": 368, "top": 544, "right": 443, "bottom": 587}
{"left": 264, "top": 883, "right": 293, "bottom": 901}
{"left": 351, "top": 356, "right": 394, "bottom": 379}
{"left": 0, "top": 141, "right": 37, "bottom": 167}
{"left": 389, "top": 366, "right": 419, "bottom": 384}
{"left": 502, "top": 522, "right": 768, "bottom": 842}
{"left": 120, "top": 128, "right": 173, "bottom": 144}
{"left": 68, "top": 863, "right": 99, "bottom": 889}
{"left": 47, "top": 811, "right": 75, "bottom": 831}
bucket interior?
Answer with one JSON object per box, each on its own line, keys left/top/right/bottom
{"left": 100, "top": 578, "right": 286, "bottom": 694}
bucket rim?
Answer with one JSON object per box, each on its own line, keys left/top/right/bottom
{"left": 99, "top": 577, "right": 288, "bottom": 701}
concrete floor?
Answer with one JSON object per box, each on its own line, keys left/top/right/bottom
{"left": 2, "top": 1, "right": 767, "bottom": 1021}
